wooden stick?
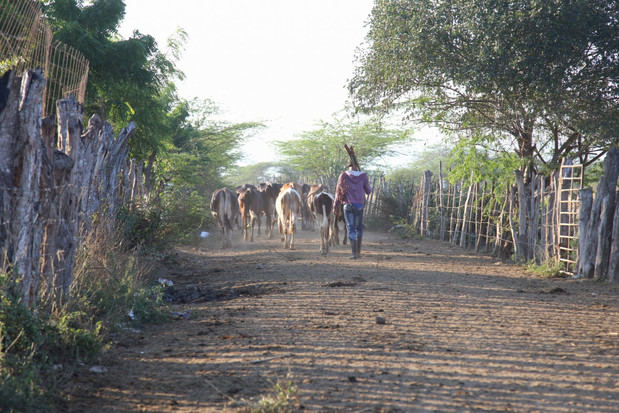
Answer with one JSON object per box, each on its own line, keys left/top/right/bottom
{"left": 344, "top": 144, "right": 360, "bottom": 170}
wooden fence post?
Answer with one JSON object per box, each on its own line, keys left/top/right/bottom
{"left": 439, "top": 162, "right": 446, "bottom": 240}
{"left": 0, "top": 70, "right": 47, "bottom": 306}
{"left": 593, "top": 148, "right": 619, "bottom": 280}
{"left": 609, "top": 200, "right": 619, "bottom": 282}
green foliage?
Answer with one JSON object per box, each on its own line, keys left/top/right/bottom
{"left": 117, "top": 204, "right": 164, "bottom": 251}
{"left": 69, "top": 233, "right": 170, "bottom": 327}
{"left": 526, "top": 259, "right": 565, "bottom": 278}
{"left": 387, "top": 144, "right": 453, "bottom": 184}
{"left": 42, "top": 0, "right": 186, "bottom": 160}
{"left": 350, "top": 0, "right": 618, "bottom": 170}
{"left": 276, "top": 113, "right": 411, "bottom": 183}
{"left": 225, "top": 162, "right": 285, "bottom": 187}
{"left": 385, "top": 219, "right": 420, "bottom": 240}
{"left": 242, "top": 374, "right": 299, "bottom": 413}
{"left": 1, "top": 223, "right": 172, "bottom": 410}
{"left": 158, "top": 188, "right": 214, "bottom": 244}
{"left": 0, "top": 273, "right": 102, "bottom": 412}
{"left": 160, "top": 97, "right": 263, "bottom": 188}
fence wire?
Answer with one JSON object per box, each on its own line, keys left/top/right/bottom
{"left": 0, "top": 0, "right": 89, "bottom": 116}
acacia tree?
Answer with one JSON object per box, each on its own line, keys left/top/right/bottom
{"left": 276, "top": 114, "right": 411, "bottom": 188}
{"left": 149, "top": 97, "right": 263, "bottom": 241}
{"left": 349, "top": 0, "right": 618, "bottom": 259}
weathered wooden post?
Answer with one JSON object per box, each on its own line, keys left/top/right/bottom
{"left": 0, "top": 70, "right": 47, "bottom": 306}
{"left": 609, "top": 201, "right": 619, "bottom": 282}
{"left": 577, "top": 148, "right": 619, "bottom": 280}
{"left": 438, "top": 162, "right": 446, "bottom": 240}
{"left": 421, "top": 170, "right": 432, "bottom": 237}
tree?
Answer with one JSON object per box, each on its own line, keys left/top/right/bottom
{"left": 349, "top": 0, "right": 618, "bottom": 169}
{"left": 225, "top": 161, "right": 286, "bottom": 187}
{"left": 388, "top": 144, "right": 452, "bottom": 185}
{"left": 276, "top": 114, "right": 411, "bottom": 188}
{"left": 349, "top": 0, "right": 618, "bottom": 260}
{"left": 159, "top": 98, "right": 263, "bottom": 191}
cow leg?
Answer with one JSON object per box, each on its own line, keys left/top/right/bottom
{"left": 284, "top": 217, "right": 289, "bottom": 248}
{"left": 289, "top": 219, "right": 296, "bottom": 250}
{"left": 332, "top": 219, "right": 339, "bottom": 245}
{"left": 266, "top": 211, "right": 272, "bottom": 239}
{"left": 218, "top": 218, "right": 226, "bottom": 248}
{"left": 257, "top": 213, "right": 261, "bottom": 236}
{"left": 250, "top": 212, "right": 256, "bottom": 242}
{"left": 278, "top": 217, "right": 285, "bottom": 243}
{"left": 324, "top": 228, "right": 329, "bottom": 254}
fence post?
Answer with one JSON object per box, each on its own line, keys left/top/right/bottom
{"left": 0, "top": 70, "right": 47, "bottom": 306}
{"left": 439, "top": 162, "right": 446, "bottom": 240}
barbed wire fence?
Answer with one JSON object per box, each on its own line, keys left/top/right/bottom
{"left": 0, "top": 0, "right": 89, "bottom": 117}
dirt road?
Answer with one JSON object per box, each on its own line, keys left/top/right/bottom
{"left": 65, "top": 230, "right": 619, "bottom": 412}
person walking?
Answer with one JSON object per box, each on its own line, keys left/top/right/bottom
{"left": 334, "top": 162, "right": 372, "bottom": 259}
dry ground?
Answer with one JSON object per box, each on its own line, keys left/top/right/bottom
{"left": 64, "top": 229, "right": 619, "bottom": 412}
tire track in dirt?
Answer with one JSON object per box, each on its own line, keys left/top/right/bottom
{"left": 65, "top": 231, "right": 619, "bottom": 412}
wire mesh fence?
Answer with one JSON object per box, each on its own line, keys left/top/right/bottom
{"left": 0, "top": 0, "right": 89, "bottom": 116}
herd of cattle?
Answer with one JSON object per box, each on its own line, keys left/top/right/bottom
{"left": 210, "top": 182, "right": 347, "bottom": 254}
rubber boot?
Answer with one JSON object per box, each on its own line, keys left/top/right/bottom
{"left": 357, "top": 236, "right": 362, "bottom": 258}
{"left": 349, "top": 239, "right": 357, "bottom": 259}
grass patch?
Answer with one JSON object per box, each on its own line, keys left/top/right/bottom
{"left": 240, "top": 374, "right": 300, "bottom": 413}
{"left": 526, "top": 259, "right": 566, "bottom": 278}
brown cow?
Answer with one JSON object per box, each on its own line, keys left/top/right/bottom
{"left": 257, "top": 182, "right": 281, "bottom": 239}
{"left": 237, "top": 184, "right": 263, "bottom": 242}
{"left": 276, "top": 184, "right": 301, "bottom": 249}
{"left": 308, "top": 187, "right": 334, "bottom": 255}
{"left": 210, "top": 187, "right": 239, "bottom": 248}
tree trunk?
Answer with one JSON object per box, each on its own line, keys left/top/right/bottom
{"left": 514, "top": 170, "right": 530, "bottom": 261}
{"left": 609, "top": 198, "right": 619, "bottom": 282}
{"left": 579, "top": 148, "right": 619, "bottom": 279}
{"left": 576, "top": 188, "right": 593, "bottom": 278}
{"left": 593, "top": 148, "right": 619, "bottom": 280}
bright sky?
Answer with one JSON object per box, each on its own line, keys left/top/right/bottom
{"left": 119, "top": 0, "right": 439, "bottom": 167}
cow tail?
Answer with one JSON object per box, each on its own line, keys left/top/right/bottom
{"left": 223, "top": 190, "right": 232, "bottom": 231}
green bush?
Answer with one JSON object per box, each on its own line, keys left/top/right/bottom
{"left": 117, "top": 189, "right": 214, "bottom": 250}
{"left": 117, "top": 204, "right": 165, "bottom": 251}
{"left": 0, "top": 275, "right": 48, "bottom": 412}
{"left": 159, "top": 188, "right": 214, "bottom": 243}
{"left": 69, "top": 234, "right": 170, "bottom": 327}
{"left": 0, "top": 274, "right": 102, "bottom": 412}
{"left": 1, "top": 224, "right": 171, "bottom": 411}
{"left": 526, "top": 259, "right": 565, "bottom": 278}
{"left": 387, "top": 218, "right": 421, "bottom": 240}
